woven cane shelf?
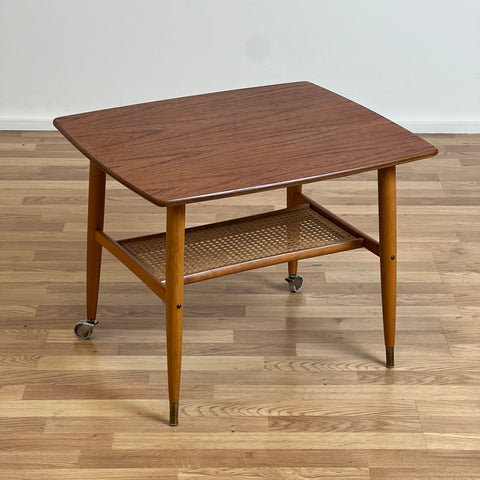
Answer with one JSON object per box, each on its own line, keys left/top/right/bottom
{"left": 117, "top": 205, "right": 363, "bottom": 284}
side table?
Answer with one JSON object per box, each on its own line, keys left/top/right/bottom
{"left": 54, "top": 82, "right": 438, "bottom": 425}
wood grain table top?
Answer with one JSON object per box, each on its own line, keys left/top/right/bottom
{"left": 54, "top": 81, "right": 438, "bottom": 206}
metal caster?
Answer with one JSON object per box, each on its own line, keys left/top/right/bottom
{"left": 73, "top": 320, "right": 98, "bottom": 339}
{"left": 285, "top": 274, "right": 303, "bottom": 293}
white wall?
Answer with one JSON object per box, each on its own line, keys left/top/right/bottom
{"left": 1, "top": 0, "right": 479, "bottom": 132}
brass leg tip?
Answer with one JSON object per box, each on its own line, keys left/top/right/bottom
{"left": 169, "top": 402, "right": 179, "bottom": 426}
{"left": 386, "top": 346, "right": 395, "bottom": 368}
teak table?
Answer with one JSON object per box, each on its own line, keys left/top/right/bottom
{"left": 54, "top": 82, "right": 438, "bottom": 425}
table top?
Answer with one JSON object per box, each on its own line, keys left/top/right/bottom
{"left": 54, "top": 81, "right": 437, "bottom": 207}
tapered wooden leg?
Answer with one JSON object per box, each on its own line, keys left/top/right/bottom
{"left": 286, "top": 186, "right": 302, "bottom": 277}
{"left": 165, "top": 205, "right": 185, "bottom": 426}
{"left": 378, "top": 166, "right": 397, "bottom": 368}
{"left": 86, "top": 162, "right": 106, "bottom": 321}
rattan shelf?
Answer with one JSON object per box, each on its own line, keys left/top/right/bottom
{"left": 118, "top": 204, "right": 363, "bottom": 284}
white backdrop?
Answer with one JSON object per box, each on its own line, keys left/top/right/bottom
{"left": 1, "top": 0, "right": 479, "bottom": 132}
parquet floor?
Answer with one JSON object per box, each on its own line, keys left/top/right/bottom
{"left": 0, "top": 131, "right": 479, "bottom": 479}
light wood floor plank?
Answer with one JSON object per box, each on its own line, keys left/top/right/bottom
{"left": 0, "top": 469, "right": 178, "bottom": 480}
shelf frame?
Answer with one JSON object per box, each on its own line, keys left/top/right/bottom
{"left": 101, "top": 204, "right": 371, "bottom": 291}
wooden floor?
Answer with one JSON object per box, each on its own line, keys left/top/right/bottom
{"left": 0, "top": 131, "right": 479, "bottom": 479}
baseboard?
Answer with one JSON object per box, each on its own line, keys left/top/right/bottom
{"left": 398, "top": 121, "right": 480, "bottom": 134}
{"left": 0, "top": 118, "right": 55, "bottom": 131}
{"left": 1, "top": 118, "right": 480, "bottom": 134}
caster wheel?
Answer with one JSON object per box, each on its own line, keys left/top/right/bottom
{"left": 74, "top": 320, "right": 98, "bottom": 339}
{"left": 285, "top": 274, "right": 303, "bottom": 293}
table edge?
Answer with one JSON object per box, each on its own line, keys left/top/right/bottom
{"left": 81, "top": 147, "right": 437, "bottom": 207}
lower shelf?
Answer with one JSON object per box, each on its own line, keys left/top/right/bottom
{"left": 117, "top": 204, "right": 363, "bottom": 284}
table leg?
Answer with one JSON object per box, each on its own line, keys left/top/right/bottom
{"left": 286, "top": 185, "right": 302, "bottom": 276}
{"left": 165, "top": 205, "right": 185, "bottom": 426}
{"left": 378, "top": 166, "right": 397, "bottom": 368}
{"left": 86, "top": 162, "right": 106, "bottom": 322}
